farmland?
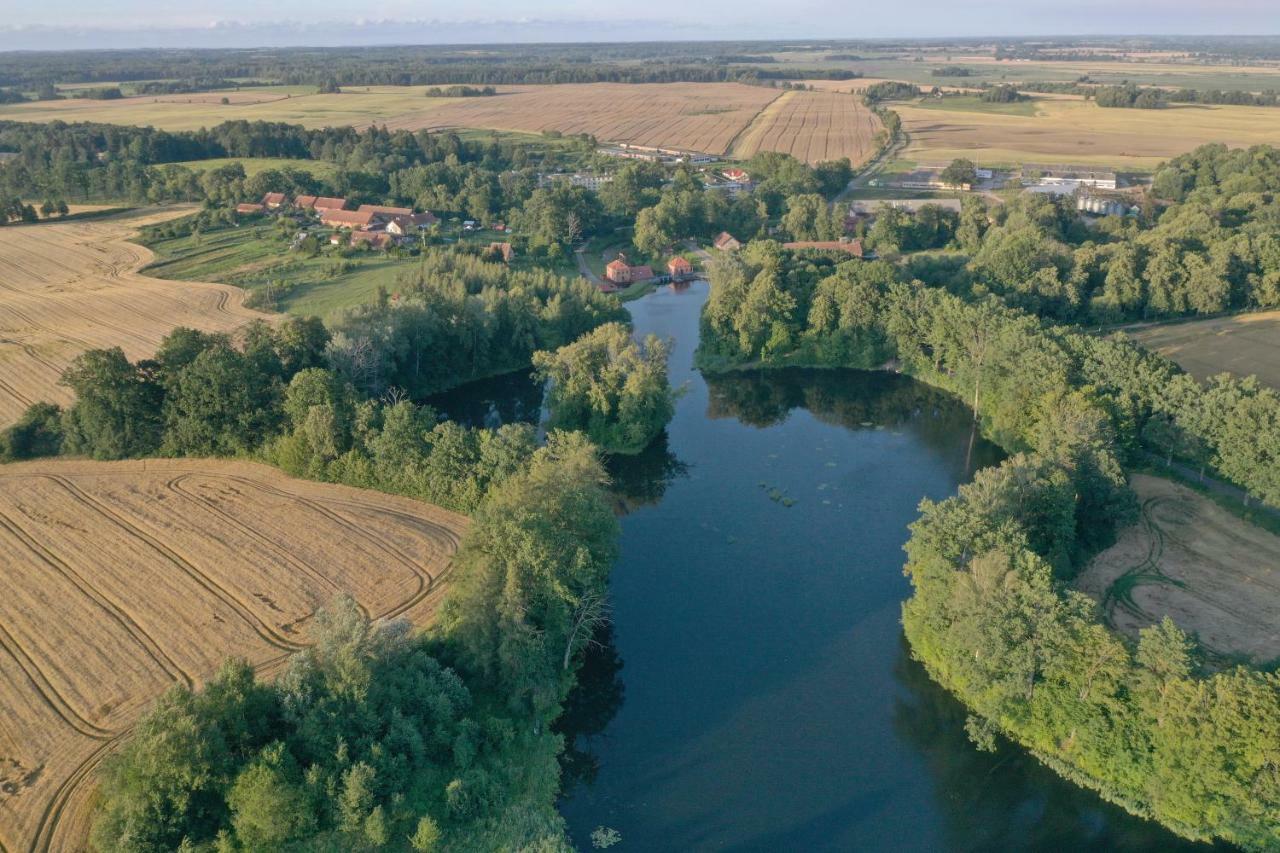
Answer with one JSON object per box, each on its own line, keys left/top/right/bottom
{"left": 0, "top": 82, "right": 891, "bottom": 161}
{"left": 1076, "top": 474, "right": 1280, "bottom": 663}
{"left": 729, "top": 89, "right": 883, "bottom": 164}
{"left": 0, "top": 207, "right": 267, "bottom": 427}
{"left": 1129, "top": 310, "right": 1280, "bottom": 389}
{"left": 891, "top": 96, "right": 1280, "bottom": 169}
{"left": 380, "top": 82, "right": 784, "bottom": 155}
{"left": 0, "top": 458, "right": 467, "bottom": 852}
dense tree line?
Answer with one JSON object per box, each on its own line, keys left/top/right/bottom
{"left": 1095, "top": 83, "right": 1167, "bottom": 109}
{"left": 698, "top": 240, "right": 1280, "bottom": 847}
{"left": 327, "top": 251, "right": 626, "bottom": 399}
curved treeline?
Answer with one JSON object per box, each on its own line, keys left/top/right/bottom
{"left": 697, "top": 234, "right": 1280, "bottom": 845}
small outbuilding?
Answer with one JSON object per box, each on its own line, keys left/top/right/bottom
{"left": 713, "top": 232, "right": 741, "bottom": 251}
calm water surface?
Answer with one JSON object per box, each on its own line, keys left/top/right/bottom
{"left": 432, "top": 282, "right": 1205, "bottom": 852}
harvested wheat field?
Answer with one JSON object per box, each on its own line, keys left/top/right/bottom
{"left": 1076, "top": 474, "right": 1280, "bottom": 662}
{"left": 894, "top": 98, "right": 1280, "bottom": 169}
{"left": 385, "top": 82, "right": 783, "bottom": 155}
{"left": 729, "top": 89, "right": 883, "bottom": 164}
{"left": 0, "top": 458, "right": 467, "bottom": 853}
{"left": 1129, "top": 310, "right": 1280, "bottom": 389}
{"left": 0, "top": 207, "right": 267, "bottom": 426}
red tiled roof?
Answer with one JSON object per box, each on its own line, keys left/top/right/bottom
{"left": 713, "top": 232, "right": 740, "bottom": 250}
{"left": 667, "top": 256, "right": 692, "bottom": 273}
{"left": 351, "top": 229, "right": 392, "bottom": 248}
{"left": 261, "top": 192, "right": 286, "bottom": 206}
{"left": 235, "top": 203, "right": 265, "bottom": 214}
{"left": 298, "top": 195, "right": 347, "bottom": 211}
{"left": 321, "top": 210, "right": 378, "bottom": 227}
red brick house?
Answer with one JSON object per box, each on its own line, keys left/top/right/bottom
{"left": 666, "top": 256, "right": 693, "bottom": 278}
{"left": 261, "top": 192, "right": 287, "bottom": 209}
{"left": 605, "top": 255, "right": 654, "bottom": 284}
{"left": 235, "top": 202, "right": 265, "bottom": 215}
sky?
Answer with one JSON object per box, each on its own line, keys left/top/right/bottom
{"left": 0, "top": 0, "right": 1276, "bottom": 51}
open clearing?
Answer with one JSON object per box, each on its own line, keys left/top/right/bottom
{"left": 729, "top": 89, "right": 883, "bottom": 164}
{"left": 892, "top": 97, "right": 1280, "bottom": 169}
{"left": 0, "top": 82, "right": 879, "bottom": 159}
{"left": 0, "top": 458, "right": 467, "bottom": 853}
{"left": 0, "top": 207, "right": 267, "bottom": 426}
{"left": 1076, "top": 474, "right": 1280, "bottom": 663}
{"left": 1128, "top": 310, "right": 1280, "bottom": 389}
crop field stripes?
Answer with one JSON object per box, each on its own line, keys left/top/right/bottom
{"left": 0, "top": 460, "right": 468, "bottom": 852}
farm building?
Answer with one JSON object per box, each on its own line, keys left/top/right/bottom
{"left": 667, "top": 256, "right": 693, "bottom": 279}
{"left": 295, "top": 195, "right": 349, "bottom": 211}
{"left": 1028, "top": 167, "right": 1117, "bottom": 191}
{"left": 538, "top": 172, "right": 614, "bottom": 190}
{"left": 1077, "top": 195, "right": 1132, "bottom": 217}
{"left": 261, "top": 192, "right": 287, "bottom": 209}
{"left": 713, "top": 232, "right": 742, "bottom": 251}
{"left": 235, "top": 203, "right": 265, "bottom": 215}
{"left": 358, "top": 204, "right": 415, "bottom": 217}
{"left": 605, "top": 255, "right": 655, "bottom": 285}
{"left": 784, "top": 239, "right": 864, "bottom": 258}
{"left": 321, "top": 210, "right": 379, "bottom": 229}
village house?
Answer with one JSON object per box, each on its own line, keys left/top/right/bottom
{"left": 605, "top": 254, "right": 655, "bottom": 285}
{"left": 295, "top": 195, "right": 348, "bottom": 212}
{"left": 783, "top": 238, "right": 864, "bottom": 258}
{"left": 235, "top": 202, "right": 266, "bottom": 215}
{"left": 261, "top": 192, "right": 287, "bottom": 210}
{"left": 713, "top": 232, "right": 741, "bottom": 251}
{"left": 385, "top": 212, "right": 438, "bottom": 236}
{"left": 666, "top": 256, "right": 693, "bottom": 279}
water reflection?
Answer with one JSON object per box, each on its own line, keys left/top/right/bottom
{"left": 605, "top": 431, "right": 690, "bottom": 514}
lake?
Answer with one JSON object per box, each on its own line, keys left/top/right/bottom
{"left": 431, "top": 281, "right": 1204, "bottom": 852}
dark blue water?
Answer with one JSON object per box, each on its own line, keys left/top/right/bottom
{"left": 432, "top": 282, "right": 1205, "bottom": 852}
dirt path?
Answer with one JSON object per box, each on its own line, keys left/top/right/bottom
{"left": 1076, "top": 473, "right": 1280, "bottom": 662}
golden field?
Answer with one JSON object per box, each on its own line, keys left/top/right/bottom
{"left": 894, "top": 97, "right": 1280, "bottom": 169}
{"left": 0, "top": 82, "right": 883, "bottom": 162}
{"left": 0, "top": 458, "right": 466, "bottom": 853}
{"left": 729, "top": 89, "right": 883, "bottom": 164}
{"left": 0, "top": 207, "right": 267, "bottom": 427}
{"left": 1129, "top": 310, "right": 1280, "bottom": 389}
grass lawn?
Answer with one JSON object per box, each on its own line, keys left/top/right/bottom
{"left": 912, "top": 95, "right": 1040, "bottom": 118}
{"left": 143, "top": 222, "right": 418, "bottom": 320}
{"left": 169, "top": 157, "right": 340, "bottom": 181}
